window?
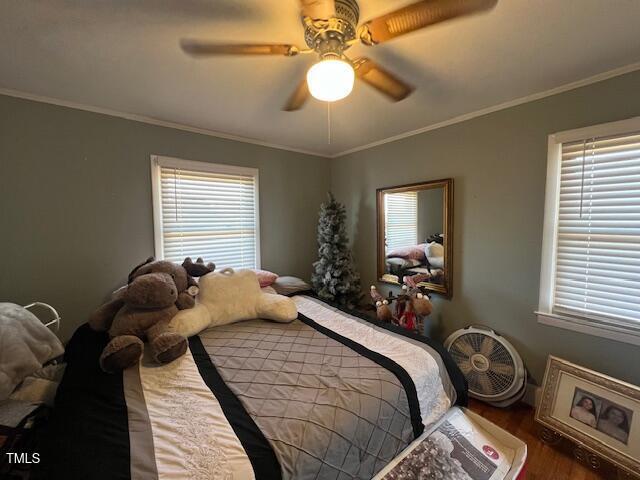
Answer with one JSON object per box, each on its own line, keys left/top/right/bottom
{"left": 538, "top": 117, "right": 640, "bottom": 345}
{"left": 151, "top": 156, "right": 259, "bottom": 269}
{"left": 385, "top": 191, "right": 418, "bottom": 251}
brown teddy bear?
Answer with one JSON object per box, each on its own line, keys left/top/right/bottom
{"left": 89, "top": 256, "right": 215, "bottom": 373}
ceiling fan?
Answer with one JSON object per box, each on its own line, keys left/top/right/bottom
{"left": 180, "top": 0, "right": 498, "bottom": 111}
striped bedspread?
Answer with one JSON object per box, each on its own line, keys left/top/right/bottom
{"left": 42, "top": 295, "right": 466, "bottom": 480}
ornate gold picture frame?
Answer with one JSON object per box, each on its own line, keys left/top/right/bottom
{"left": 536, "top": 356, "right": 640, "bottom": 476}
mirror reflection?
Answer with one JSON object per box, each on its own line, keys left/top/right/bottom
{"left": 377, "top": 179, "right": 452, "bottom": 297}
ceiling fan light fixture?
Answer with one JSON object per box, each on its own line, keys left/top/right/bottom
{"left": 306, "top": 58, "right": 354, "bottom": 102}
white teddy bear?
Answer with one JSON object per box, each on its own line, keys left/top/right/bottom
{"left": 169, "top": 269, "right": 297, "bottom": 338}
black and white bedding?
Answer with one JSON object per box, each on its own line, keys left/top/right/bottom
{"left": 42, "top": 295, "right": 466, "bottom": 480}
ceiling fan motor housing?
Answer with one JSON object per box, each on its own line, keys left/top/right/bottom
{"left": 302, "top": 0, "right": 360, "bottom": 57}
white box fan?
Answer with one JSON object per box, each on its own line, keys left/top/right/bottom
{"left": 444, "top": 326, "right": 526, "bottom": 407}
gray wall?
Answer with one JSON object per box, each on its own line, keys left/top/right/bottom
{"left": 330, "top": 70, "right": 640, "bottom": 387}
{"left": 0, "top": 95, "right": 330, "bottom": 341}
{"left": 2, "top": 70, "right": 639, "bottom": 387}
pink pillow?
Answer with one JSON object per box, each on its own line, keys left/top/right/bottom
{"left": 251, "top": 269, "right": 278, "bottom": 288}
{"left": 386, "top": 244, "right": 427, "bottom": 261}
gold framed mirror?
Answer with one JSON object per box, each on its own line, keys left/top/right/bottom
{"left": 376, "top": 178, "right": 453, "bottom": 298}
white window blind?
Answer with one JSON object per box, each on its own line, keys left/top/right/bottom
{"left": 553, "top": 129, "right": 640, "bottom": 327}
{"left": 151, "top": 157, "right": 259, "bottom": 269}
{"left": 385, "top": 191, "right": 418, "bottom": 251}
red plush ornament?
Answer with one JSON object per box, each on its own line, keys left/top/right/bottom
{"left": 399, "top": 300, "right": 417, "bottom": 331}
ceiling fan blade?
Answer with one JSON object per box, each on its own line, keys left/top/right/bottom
{"left": 359, "top": 0, "right": 498, "bottom": 45}
{"left": 299, "top": 0, "right": 335, "bottom": 20}
{"left": 181, "top": 40, "right": 299, "bottom": 57}
{"left": 283, "top": 77, "right": 310, "bottom": 111}
{"left": 353, "top": 58, "right": 414, "bottom": 102}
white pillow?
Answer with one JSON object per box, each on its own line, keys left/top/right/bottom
{"left": 425, "top": 242, "right": 445, "bottom": 269}
{"left": 425, "top": 241, "right": 444, "bottom": 257}
{"left": 272, "top": 276, "right": 311, "bottom": 296}
{"left": 386, "top": 257, "right": 421, "bottom": 269}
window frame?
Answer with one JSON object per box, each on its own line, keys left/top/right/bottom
{"left": 150, "top": 155, "right": 261, "bottom": 268}
{"left": 537, "top": 117, "right": 640, "bottom": 346}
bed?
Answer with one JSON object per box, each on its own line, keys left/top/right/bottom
{"left": 42, "top": 294, "right": 466, "bottom": 480}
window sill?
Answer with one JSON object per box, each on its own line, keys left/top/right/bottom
{"left": 536, "top": 311, "right": 640, "bottom": 347}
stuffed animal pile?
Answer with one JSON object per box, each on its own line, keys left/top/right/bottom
{"left": 89, "top": 256, "right": 215, "bottom": 373}
{"left": 370, "top": 284, "right": 432, "bottom": 332}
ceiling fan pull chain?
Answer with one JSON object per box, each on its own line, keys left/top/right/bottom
{"left": 327, "top": 101, "right": 331, "bottom": 145}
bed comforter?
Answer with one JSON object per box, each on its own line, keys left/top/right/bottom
{"left": 43, "top": 295, "right": 466, "bottom": 480}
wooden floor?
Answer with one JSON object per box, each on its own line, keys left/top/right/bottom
{"left": 468, "top": 399, "right": 619, "bottom": 480}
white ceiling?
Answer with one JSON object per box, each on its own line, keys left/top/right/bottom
{"left": 1, "top": 0, "right": 639, "bottom": 157}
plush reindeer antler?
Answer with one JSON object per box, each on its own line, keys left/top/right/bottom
{"left": 370, "top": 285, "right": 384, "bottom": 303}
{"left": 404, "top": 273, "right": 430, "bottom": 289}
{"left": 370, "top": 285, "right": 393, "bottom": 323}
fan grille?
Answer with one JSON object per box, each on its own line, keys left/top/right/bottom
{"left": 449, "top": 332, "right": 516, "bottom": 398}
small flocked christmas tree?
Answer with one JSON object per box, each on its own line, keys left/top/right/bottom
{"left": 311, "top": 193, "right": 362, "bottom": 307}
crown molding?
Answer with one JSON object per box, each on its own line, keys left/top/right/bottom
{"left": 329, "top": 61, "right": 640, "bottom": 158}
{"left": 0, "top": 87, "right": 330, "bottom": 159}
{"left": 2, "top": 61, "right": 639, "bottom": 160}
